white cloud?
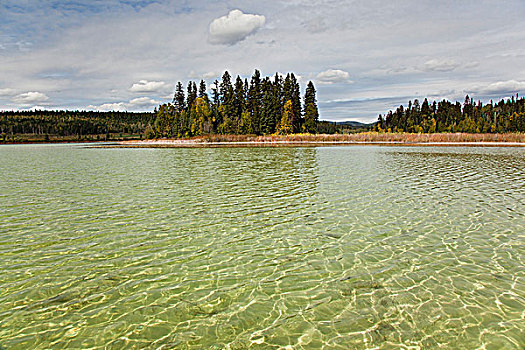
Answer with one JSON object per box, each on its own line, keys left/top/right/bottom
{"left": 208, "top": 9, "right": 266, "bottom": 45}
{"left": 129, "top": 80, "right": 171, "bottom": 93}
{"left": 89, "top": 102, "right": 127, "bottom": 111}
{"left": 129, "top": 97, "right": 160, "bottom": 106}
{"left": 316, "top": 69, "right": 351, "bottom": 84}
{"left": 0, "top": 88, "right": 17, "bottom": 96}
{"left": 26, "top": 105, "right": 49, "bottom": 111}
{"left": 88, "top": 97, "right": 160, "bottom": 111}
{"left": 12, "top": 91, "right": 49, "bottom": 105}
{"left": 470, "top": 80, "right": 525, "bottom": 95}
{"left": 423, "top": 59, "right": 460, "bottom": 72}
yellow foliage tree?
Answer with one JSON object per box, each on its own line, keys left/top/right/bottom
{"left": 277, "top": 100, "right": 294, "bottom": 135}
{"left": 193, "top": 97, "right": 212, "bottom": 134}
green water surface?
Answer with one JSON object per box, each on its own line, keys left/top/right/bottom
{"left": 0, "top": 145, "right": 524, "bottom": 349}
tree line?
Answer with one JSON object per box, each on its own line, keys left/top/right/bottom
{"left": 3, "top": 79, "right": 524, "bottom": 143}
{"left": 375, "top": 94, "right": 525, "bottom": 133}
{"left": 0, "top": 110, "right": 155, "bottom": 141}
{"left": 151, "top": 70, "right": 320, "bottom": 138}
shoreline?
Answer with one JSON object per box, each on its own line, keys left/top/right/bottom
{"left": 3, "top": 133, "right": 524, "bottom": 147}
{"left": 112, "top": 133, "right": 525, "bottom": 147}
{"left": 111, "top": 139, "right": 525, "bottom": 148}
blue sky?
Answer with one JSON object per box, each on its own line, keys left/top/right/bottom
{"left": 1, "top": 0, "right": 525, "bottom": 122}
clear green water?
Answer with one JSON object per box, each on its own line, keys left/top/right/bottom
{"left": 0, "top": 144, "right": 524, "bottom": 349}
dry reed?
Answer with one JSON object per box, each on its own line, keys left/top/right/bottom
{"left": 184, "top": 132, "right": 525, "bottom": 143}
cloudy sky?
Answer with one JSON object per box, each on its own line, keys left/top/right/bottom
{"left": 1, "top": 0, "right": 525, "bottom": 122}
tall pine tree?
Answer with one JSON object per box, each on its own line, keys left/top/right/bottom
{"left": 248, "top": 70, "right": 262, "bottom": 135}
{"left": 173, "top": 82, "right": 186, "bottom": 112}
{"left": 303, "top": 81, "right": 319, "bottom": 133}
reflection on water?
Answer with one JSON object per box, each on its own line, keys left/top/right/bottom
{"left": 0, "top": 145, "right": 523, "bottom": 349}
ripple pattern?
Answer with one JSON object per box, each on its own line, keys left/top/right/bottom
{"left": 0, "top": 144, "right": 524, "bottom": 349}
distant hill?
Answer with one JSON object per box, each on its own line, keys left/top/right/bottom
{"left": 335, "top": 120, "right": 375, "bottom": 127}
{"left": 317, "top": 120, "right": 375, "bottom": 134}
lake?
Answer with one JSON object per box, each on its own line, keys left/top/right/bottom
{"left": 0, "top": 144, "right": 523, "bottom": 349}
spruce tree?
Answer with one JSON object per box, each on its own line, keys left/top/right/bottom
{"left": 303, "top": 81, "right": 319, "bottom": 133}
{"left": 211, "top": 79, "right": 221, "bottom": 130}
{"left": 248, "top": 70, "right": 262, "bottom": 134}
{"left": 173, "top": 82, "right": 186, "bottom": 112}
{"left": 186, "top": 81, "right": 197, "bottom": 111}
{"left": 233, "top": 75, "right": 245, "bottom": 132}
{"left": 289, "top": 73, "right": 302, "bottom": 132}
{"left": 219, "top": 71, "right": 235, "bottom": 133}
{"left": 211, "top": 80, "right": 220, "bottom": 106}
{"left": 198, "top": 80, "right": 208, "bottom": 100}
{"left": 219, "top": 71, "right": 233, "bottom": 105}
{"left": 272, "top": 72, "right": 283, "bottom": 131}
{"left": 260, "top": 78, "right": 276, "bottom": 134}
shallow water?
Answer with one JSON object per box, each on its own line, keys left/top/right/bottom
{"left": 0, "top": 144, "right": 524, "bottom": 349}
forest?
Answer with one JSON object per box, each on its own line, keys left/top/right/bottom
{"left": 375, "top": 94, "right": 525, "bottom": 133}
{"left": 151, "top": 70, "right": 319, "bottom": 138}
{"left": 0, "top": 110, "right": 154, "bottom": 141}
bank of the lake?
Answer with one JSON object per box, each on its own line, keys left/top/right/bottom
{"left": 3, "top": 132, "right": 524, "bottom": 146}
{"left": 114, "top": 132, "right": 525, "bottom": 148}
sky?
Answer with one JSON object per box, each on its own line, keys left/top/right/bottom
{"left": 1, "top": 0, "right": 525, "bottom": 122}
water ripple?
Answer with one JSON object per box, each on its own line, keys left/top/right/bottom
{"left": 0, "top": 145, "right": 523, "bottom": 349}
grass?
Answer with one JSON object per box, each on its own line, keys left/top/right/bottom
{"left": 5, "top": 132, "right": 524, "bottom": 145}
{"left": 157, "top": 132, "right": 525, "bottom": 143}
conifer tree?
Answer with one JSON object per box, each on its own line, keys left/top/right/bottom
{"left": 233, "top": 75, "right": 245, "bottom": 132}
{"left": 219, "top": 71, "right": 235, "bottom": 133}
{"left": 260, "top": 78, "right": 276, "bottom": 134}
{"left": 186, "top": 81, "right": 197, "bottom": 111}
{"left": 173, "top": 82, "right": 186, "bottom": 112}
{"left": 219, "top": 71, "right": 233, "bottom": 105}
{"left": 283, "top": 73, "right": 302, "bottom": 132}
{"left": 303, "top": 81, "right": 319, "bottom": 133}
{"left": 272, "top": 73, "right": 283, "bottom": 131}
{"left": 198, "top": 80, "right": 208, "bottom": 100}
{"left": 248, "top": 70, "right": 262, "bottom": 134}
{"left": 211, "top": 79, "right": 221, "bottom": 129}
{"left": 211, "top": 80, "right": 220, "bottom": 106}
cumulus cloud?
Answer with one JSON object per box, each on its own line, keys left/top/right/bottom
{"left": 12, "top": 91, "right": 49, "bottom": 105}
{"left": 316, "top": 69, "right": 351, "bottom": 84}
{"left": 470, "top": 80, "right": 525, "bottom": 95}
{"left": 129, "top": 80, "right": 171, "bottom": 93}
{"left": 208, "top": 9, "right": 265, "bottom": 45}
{"left": 129, "top": 97, "right": 160, "bottom": 106}
{"left": 88, "top": 97, "right": 160, "bottom": 111}
{"left": 88, "top": 102, "right": 127, "bottom": 111}
{"left": 423, "top": 59, "right": 460, "bottom": 72}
